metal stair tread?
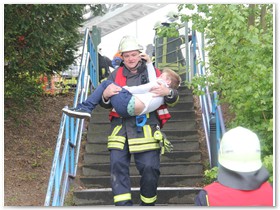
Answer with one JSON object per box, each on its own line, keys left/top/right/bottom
{"left": 83, "top": 161, "right": 203, "bottom": 167}
{"left": 89, "top": 118, "right": 197, "bottom": 124}
{"left": 84, "top": 150, "right": 201, "bottom": 155}
{"left": 75, "top": 186, "right": 203, "bottom": 192}
{"left": 86, "top": 139, "right": 199, "bottom": 144}
{"left": 80, "top": 174, "right": 203, "bottom": 179}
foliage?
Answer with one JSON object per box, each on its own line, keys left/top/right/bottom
{"left": 155, "top": 22, "right": 182, "bottom": 37}
{"left": 88, "top": 4, "right": 115, "bottom": 17}
{"left": 4, "top": 4, "right": 85, "bottom": 102}
{"left": 263, "top": 155, "right": 273, "bottom": 184}
{"left": 88, "top": 4, "right": 108, "bottom": 16}
{"left": 4, "top": 4, "right": 108, "bottom": 113}
{"left": 177, "top": 4, "right": 274, "bottom": 158}
{"left": 203, "top": 166, "right": 218, "bottom": 185}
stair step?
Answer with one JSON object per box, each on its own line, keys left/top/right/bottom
{"left": 160, "top": 130, "right": 199, "bottom": 139}
{"left": 73, "top": 187, "right": 202, "bottom": 206}
{"left": 89, "top": 109, "right": 196, "bottom": 122}
{"left": 162, "top": 120, "right": 197, "bottom": 131}
{"left": 82, "top": 162, "right": 203, "bottom": 176}
{"left": 87, "top": 130, "right": 199, "bottom": 142}
{"left": 89, "top": 120, "right": 197, "bottom": 131}
{"left": 83, "top": 150, "right": 201, "bottom": 164}
{"left": 178, "top": 86, "right": 193, "bottom": 94}
{"left": 168, "top": 101, "right": 194, "bottom": 110}
{"left": 168, "top": 110, "right": 196, "bottom": 120}
{"left": 85, "top": 139, "right": 199, "bottom": 153}
{"left": 178, "top": 93, "right": 194, "bottom": 102}
{"left": 73, "top": 85, "right": 203, "bottom": 206}
{"left": 80, "top": 174, "right": 203, "bottom": 188}
{"left": 87, "top": 131, "right": 110, "bottom": 142}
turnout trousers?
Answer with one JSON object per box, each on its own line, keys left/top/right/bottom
{"left": 110, "top": 140, "right": 161, "bottom": 206}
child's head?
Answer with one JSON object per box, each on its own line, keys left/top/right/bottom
{"left": 160, "top": 68, "right": 181, "bottom": 89}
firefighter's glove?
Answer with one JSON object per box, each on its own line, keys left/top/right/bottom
{"left": 163, "top": 138, "right": 173, "bottom": 153}
{"left": 154, "top": 130, "right": 173, "bottom": 155}
{"left": 162, "top": 132, "right": 173, "bottom": 154}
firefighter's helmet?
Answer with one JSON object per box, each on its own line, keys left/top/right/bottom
{"left": 153, "top": 21, "right": 162, "bottom": 30}
{"left": 166, "top": 11, "right": 179, "bottom": 21}
{"left": 118, "top": 36, "right": 143, "bottom": 53}
{"left": 218, "top": 126, "right": 262, "bottom": 172}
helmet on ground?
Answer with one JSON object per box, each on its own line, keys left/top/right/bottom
{"left": 118, "top": 36, "right": 143, "bottom": 53}
{"left": 218, "top": 126, "right": 262, "bottom": 173}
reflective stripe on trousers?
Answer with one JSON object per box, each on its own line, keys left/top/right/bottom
{"left": 114, "top": 193, "right": 132, "bottom": 204}
{"left": 140, "top": 194, "right": 157, "bottom": 205}
{"left": 110, "top": 141, "right": 160, "bottom": 206}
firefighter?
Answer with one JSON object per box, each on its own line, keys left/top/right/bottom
{"left": 98, "top": 52, "right": 113, "bottom": 82}
{"left": 153, "top": 11, "right": 192, "bottom": 71}
{"left": 195, "top": 126, "right": 273, "bottom": 206}
{"left": 99, "top": 35, "right": 179, "bottom": 206}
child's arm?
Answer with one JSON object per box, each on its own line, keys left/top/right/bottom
{"left": 124, "top": 81, "right": 155, "bottom": 94}
{"left": 124, "top": 62, "right": 158, "bottom": 94}
{"left": 146, "top": 61, "right": 157, "bottom": 82}
{"left": 140, "top": 53, "right": 157, "bottom": 82}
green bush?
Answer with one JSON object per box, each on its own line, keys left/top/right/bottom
{"left": 263, "top": 155, "right": 273, "bottom": 184}
{"left": 203, "top": 166, "right": 218, "bottom": 185}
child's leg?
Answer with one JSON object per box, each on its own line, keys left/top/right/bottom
{"left": 76, "top": 80, "right": 114, "bottom": 112}
{"left": 110, "top": 89, "right": 133, "bottom": 118}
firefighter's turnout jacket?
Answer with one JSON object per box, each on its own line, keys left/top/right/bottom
{"left": 196, "top": 181, "right": 273, "bottom": 206}
{"left": 100, "top": 60, "right": 179, "bottom": 153}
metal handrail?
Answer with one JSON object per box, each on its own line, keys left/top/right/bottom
{"left": 44, "top": 28, "right": 98, "bottom": 206}
{"left": 190, "top": 29, "right": 226, "bottom": 168}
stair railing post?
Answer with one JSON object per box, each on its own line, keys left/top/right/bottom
{"left": 209, "top": 113, "right": 218, "bottom": 168}
{"left": 184, "top": 21, "right": 190, "bottom": 82}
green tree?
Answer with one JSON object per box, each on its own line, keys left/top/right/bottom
{"left": 4, "top": 4, "right": 85, "bottom": 101}
{"left": 172, "top": 4, "right": 273, "bottom": 177}
{"left": 179, "top": 4, "right": 273, "bottom": 153}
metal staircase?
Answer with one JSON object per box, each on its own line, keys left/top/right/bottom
{"left": 72, "top": 78, "right": 204, "bottom": 205}
{"left": 45, "top": 14, "right": 226, "bottom": 205}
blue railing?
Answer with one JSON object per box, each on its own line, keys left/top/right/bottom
{"left": 44, "top": 28, "right": 98, "bottom": 206}
{"left": 189, "top": 29, "right": 226, "bottom": 168}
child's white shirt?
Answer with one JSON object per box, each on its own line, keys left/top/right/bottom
{"left": 124, "top": 62, "right": 168, "bottom": 115}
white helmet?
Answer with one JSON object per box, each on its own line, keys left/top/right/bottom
{"left": 166, "top": 11, "right": 179, "bottom": 21}
{"left": 118, "top": 36, "right": 143, "bottom": 53}
{"left": 153, "top": 21, "right": 162, "bottom": 30}
{"left": 218, "top": 126, "right": 262, "bottom": 172}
